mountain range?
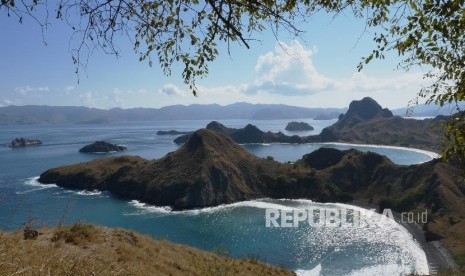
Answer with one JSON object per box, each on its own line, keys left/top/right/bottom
{"left": 0, "top": 103, "right": 345, "bottom": 124}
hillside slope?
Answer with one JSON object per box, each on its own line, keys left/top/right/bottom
{"left": 0, "top": 223, "right": 293, "bottom": 275}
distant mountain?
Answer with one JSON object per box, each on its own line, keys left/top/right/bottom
{"left": 392, "top": 102, "right": 464, "bottom": 117}
{"left": 0, "top": 103, "right": 346, "bottom": 124}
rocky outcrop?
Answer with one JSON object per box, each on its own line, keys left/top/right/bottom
{"left": 172, "top": 98, "right": 444, "bottom": 151}
{"left": 305, "top": 97, "right": 445, "bottom": 150}
{"left": 40, "top": 130, "right": 280, "bottom": 209}
{"left": 79, "top": 141, "right": 127, "bottom": 153}
{"left": 285, "top": 122, "right": 314, "bottom": 131}
{"left": 10, "top": 138, "right": 42, "bottom": 148}
{"left": 174, "top": 121, "right": 304, "bottom": 144}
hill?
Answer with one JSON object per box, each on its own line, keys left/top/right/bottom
{"left": 0, "top": 223, "right": 293, "bottom": 275}
{"left": 39, "top": 130, "right": 282, "bottom": 209}
{"left": 174, "top": 121, "right": 304, "bottom": 144}
{"left": 0, "top": 103, "right": 345, "bottom": 124}
{"left": 307, "top": 97, "right": 446, "bottom": 150}
{"left": 37, "top": 129, "right": 465, "bottom": 269}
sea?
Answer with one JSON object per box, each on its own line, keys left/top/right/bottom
{"left": 0, "top": 119, "right": 436, "bottom": 276}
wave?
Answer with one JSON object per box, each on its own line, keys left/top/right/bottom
{"left": 124, "top": 198, "right": 307, "bottom": 216}
{"left": 124, "top": 200, "right": 173, "bottom": 215}
{"left": 75, "top": 190, "right": 103, "bottom": 196}
{"left": 347, "top": 263, "right": 420, "bottom": 276}
{"left": 295, "top": 263, "right": 322, "bottom": 276}
{"left": 16, "top": 176, "right": 56, "bottom": 194}
{"left": 319, "top": 142, "right": 440, "bottom": 161}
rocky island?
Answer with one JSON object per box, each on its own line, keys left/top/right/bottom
{"left": 174, "top": 121, "right": 304, "bottom": 144}
{"left": 39, "top": 130, "right": 464, "bottom": 250}
{"left": 285, "top": 121, "right": 314, "bottom": 131}
{"left": 79, "top": 141, "right": 127, "bottom": 153}
{"left": 10, "top": 138, "right": 42, "bottom": 148}
{"left": 174, "top": 98, "right": 445, "bottom": 151}
{"left": 306, "top": 97, "right": 445, "bottom": 150}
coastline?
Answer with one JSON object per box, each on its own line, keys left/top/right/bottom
{"left": 350, "top": 200, "right": 458, "bottom": 274}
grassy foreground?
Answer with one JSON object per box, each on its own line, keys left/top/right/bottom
{"left": 0, "top": 223, "right": 294, "bottom": 276}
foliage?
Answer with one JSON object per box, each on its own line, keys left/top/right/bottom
{"left": 1, "top": 0, "right": 465, "bottom": 162}
{"left": 344, "top": 0, "right": 465, "bottom": 162}
{"left": 55, "top": 0, "right": 308, "bottom": 94}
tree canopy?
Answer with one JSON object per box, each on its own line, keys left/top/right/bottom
{"left": 1, "top": 0, "right": 464, "bottom": 162}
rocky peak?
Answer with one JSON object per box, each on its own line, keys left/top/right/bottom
{"left": 335, "top": 97, "right": 393, "bottom": 128}
{"left": 206, "top": 121, "right": 231, "bottom": 135}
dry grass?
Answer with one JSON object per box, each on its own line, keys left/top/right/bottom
{"left": 0, "top": 223, "right": 294, "bottom": 276}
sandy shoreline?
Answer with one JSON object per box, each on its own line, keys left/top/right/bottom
{"left": 350, "top": 200, "right": 458, "bottom": 274}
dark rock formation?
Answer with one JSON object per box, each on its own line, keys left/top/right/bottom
{"left": 79, "top": 141, "right": 127, "bottom": 153}
{"left": 41, "top": 130, "right": 279, "bottom": 209}
{"left": 298, "top": 147, "right": 345, "bottom": 170}
{"left": 305, "top": 97, "right": 444, "bottom": 150}
{"left": 175, "top": 121, "right": 304, "bottom": 144}
{"left": 285, "top": 122, "right": 314, "bottom": 131}
{"left": 10, "top": 138, "right": 42, "bottom": 148}
{"left": 156, "top": 130, "right": 193, "bottom": 135}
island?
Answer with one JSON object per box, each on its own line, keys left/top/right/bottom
{"left": 174, "top": 98, "right": 445, "bottom": 151}
{"left": 39, "top": 129, "right": 464, "bottom": 252}
{"left": 306, "top": 97, "right": 446, "bottom": 150}
{"left": 10, "top": 138, "right": 42, "bottom": 148}
{"left": 79, "top": 141, "right": 127, "bottom": 153}
{"left": 174, "top": 121, "right": 304, "bottom": 144}
{"left": 285, "top": 121, "right": 314, "bottom": 131}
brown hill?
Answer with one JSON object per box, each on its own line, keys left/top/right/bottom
{"left": 0, "top": 223, "right": 293, "bottom": 275}
{"left": 40, "top": 129, "right": 281, "bottom": 210}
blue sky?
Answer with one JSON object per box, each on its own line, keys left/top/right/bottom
{"left": 0, "top": 6, "right": 428, "bottom": 109}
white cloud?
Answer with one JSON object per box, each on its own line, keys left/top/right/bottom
{"left": 159, "top": 84, "right": 185, "bottom": 96}
{"left": 111, "top": 88, "right": 125, "bottom": 107}
{"left": 79, "top": 91, "right": 96, "bottom": 107}
{"left": 250, "top": 41, "right": 333, "bottom": 95}
{"left": 160, "top": 40, "right": 426, "bottom": 108}
{"left": 15, "top": 85, "right": 49, "bottom": 95}
{"left": 64, "top": 86, "right": 75, "bottom": 95}
{"left": 2, "top": 98, "right": 13, "bottom": 106}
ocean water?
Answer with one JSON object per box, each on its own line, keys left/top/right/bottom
{"left": 0, "top": 119, "right": 434, "bottom": 275}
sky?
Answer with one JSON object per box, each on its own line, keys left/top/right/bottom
{"left": 0, "top": 4, "right": 431, "bottom": 109}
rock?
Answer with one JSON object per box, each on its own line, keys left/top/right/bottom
{"left": 23, "top": 226, "right": 39, "bottom": 240}
{"left": 285, "top": 122, "right": 314, "bottom": 131}
{"left": 79, "top": 141, "right": 127, "bottom": 153}
{"left": 10, "top": 138, "right": 42, "bottom": 148}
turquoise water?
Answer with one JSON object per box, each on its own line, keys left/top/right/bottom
{"left": 0, "top": 119, "right": 433, "bottom": 275}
